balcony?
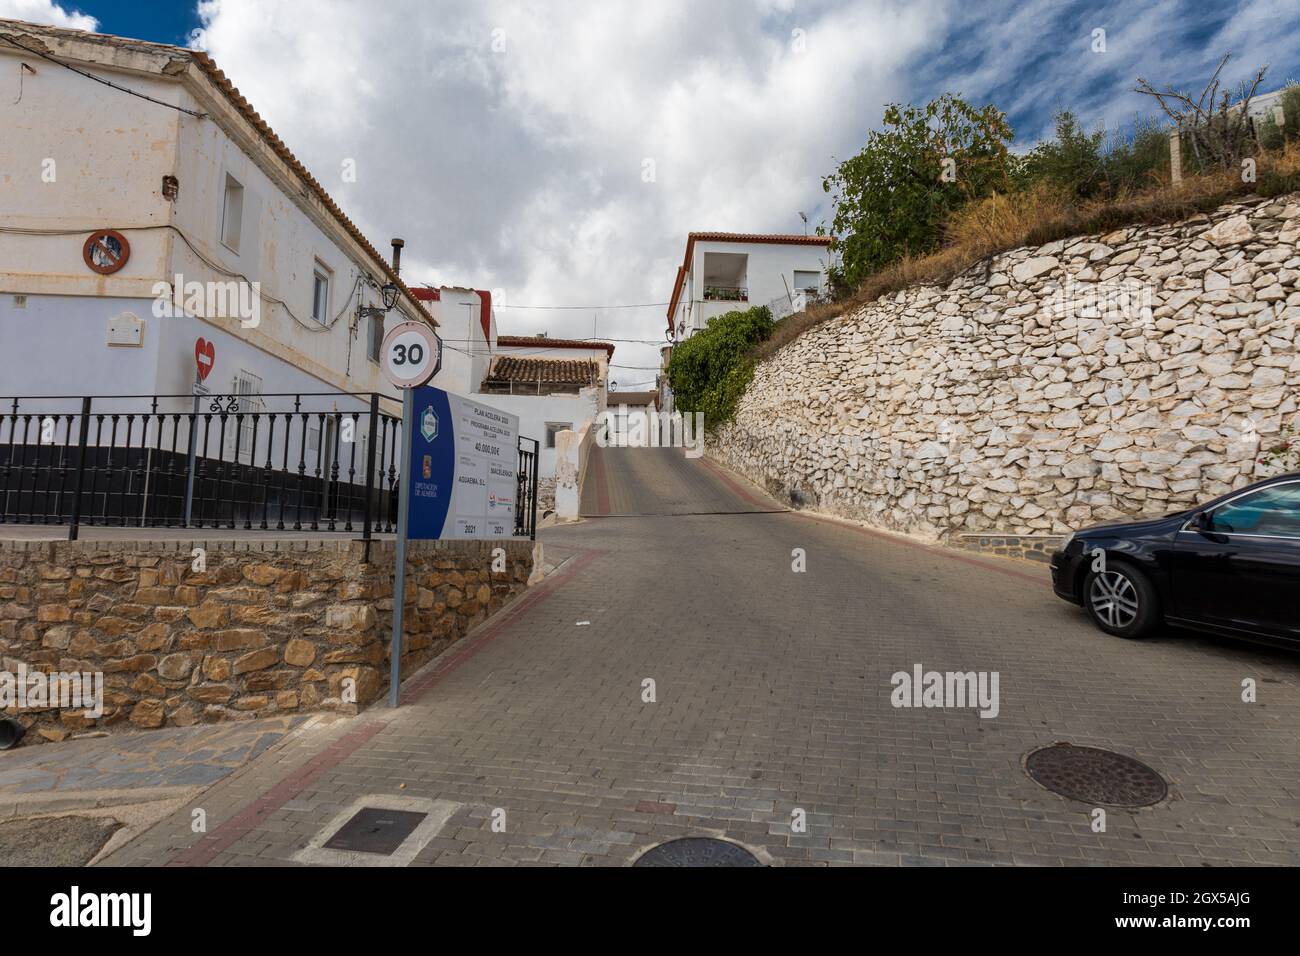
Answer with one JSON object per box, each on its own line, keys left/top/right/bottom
{"left": 703, "top": 285, "right": 748, "bottom": 302}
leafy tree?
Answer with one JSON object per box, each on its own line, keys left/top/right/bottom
{"left": 822, "top": 94, "right": 1014, "bottom": 289}
{"left": 667, "top": 305, "right": 774, "bottom": 428}
{"left": 1018, "top": 111, "right": 1106, "bottom": 198}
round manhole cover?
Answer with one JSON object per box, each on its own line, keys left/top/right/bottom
{"left": 633, "top": 837, "right": 762, "bottom": 867}
{"left": 1025, "top": 743, "right": 1167, "bottom": 807}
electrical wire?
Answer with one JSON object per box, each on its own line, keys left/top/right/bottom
{"left": 0, "top": 222, "right": 380, "bottom": 332}
{"left": 0, "top": 33, "right": 207, "bottom": 119}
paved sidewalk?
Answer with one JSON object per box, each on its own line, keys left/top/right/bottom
{"left": 0, "top": 716, "right": 302, "bottom": 816}
{"left": 99, "top": 449, "right": 1300, "bottom": 866}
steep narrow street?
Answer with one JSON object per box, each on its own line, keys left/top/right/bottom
{"left": 104, "top": 448, "right": 1300, "bottom": 867}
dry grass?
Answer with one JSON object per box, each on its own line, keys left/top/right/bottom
{"left": 750, "top": 143, "right": 1300, "bottom": 362}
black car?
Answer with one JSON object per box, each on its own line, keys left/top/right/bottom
{"left": 1051, "top": 471, "right": 1300, "bottom": 647}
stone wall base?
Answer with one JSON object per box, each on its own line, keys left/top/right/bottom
{"left": 955, "top": 533, "right": 1066, "bottom": 563}
{"left": 0, "top": 536, "right": 533, "bottom": 745}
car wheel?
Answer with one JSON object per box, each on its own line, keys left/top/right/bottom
{"left": 1083, "top": 561, "right": 1160, "bottom": 639}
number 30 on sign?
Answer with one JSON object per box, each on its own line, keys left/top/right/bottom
{"left": 380, "top": 321, "right": 442, "bottom": 389}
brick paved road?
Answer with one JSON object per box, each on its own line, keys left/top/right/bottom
{"left": 104, "top": 447, "right": 1300, "bottom": 866}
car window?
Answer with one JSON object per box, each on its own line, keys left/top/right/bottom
{"left": 1206, "top": 482, "right": 1300, "bottom": 537}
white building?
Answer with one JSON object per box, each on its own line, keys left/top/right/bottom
{"left": 666, "top": 232, "right": 833, "bottom": 341}
{"left": 477, "top": 336, "right": 611, "bottom": 507}
{"left": 0, "top": 19, "right": 435, "bottom": 530}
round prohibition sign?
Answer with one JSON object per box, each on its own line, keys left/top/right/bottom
{"left": 381, "top": 321, "right": 442, "bottom": 388}
{"left": 82, "top": 229, "right": 131, "bottom": 275}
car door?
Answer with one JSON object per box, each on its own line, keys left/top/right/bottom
{"left": 1172, "top": 479, "right": 1300, "bottom": 642}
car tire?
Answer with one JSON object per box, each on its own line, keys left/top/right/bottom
{"left": 1083, "top": 560, "right": 1160, "bottom": 639}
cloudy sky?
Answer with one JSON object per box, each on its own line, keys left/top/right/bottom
{"left": 5, "top": 0, "right": 1300, "bottom": 382}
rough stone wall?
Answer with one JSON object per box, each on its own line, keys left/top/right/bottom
{"left": 712, "top": 194, "right": 1300, "bottom": 540}
{"left": 0, "top": 537, "right": 532, "bottom": 744}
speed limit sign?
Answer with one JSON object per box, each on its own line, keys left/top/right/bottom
{"left": 380, "top": 321, "right": 442, "bottom": 389}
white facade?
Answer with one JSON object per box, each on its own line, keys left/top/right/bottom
{"left": 667, "top": 233, "right": 833, "bottom": 341}
{"left": 0, "top": 20, "right": 431, "bottom": 419}
{"left": 480, "top": 340, "right": 610, "bottom": 481}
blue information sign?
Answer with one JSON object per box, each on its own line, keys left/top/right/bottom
{"left": 405, "top": 386, "right": 521, "bottom": 540}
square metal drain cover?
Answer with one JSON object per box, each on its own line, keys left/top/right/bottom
{"left": 322, "top": 808, "right": 428, "bottom": 855}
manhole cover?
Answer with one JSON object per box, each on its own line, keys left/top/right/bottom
{"left": 633, "top": 837, "right": 762, "bottom": 867}
{"left": 1025, "top": 744, "right": 1167, "bottom": 807}
{"left": 323, "top": 808, "right": 427, "bottom": 855}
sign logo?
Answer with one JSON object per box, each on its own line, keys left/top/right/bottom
{"left": 422, "top": 455, "right": 432, "bottom": 479}
{"left": 421, "top": 406, "right": 438, "bottom": 442}
{"left": 488, "top": 492, "right": 497, "bottom": 510}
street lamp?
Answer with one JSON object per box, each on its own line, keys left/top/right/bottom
{"left": 380, "top": 281, "right": 401, "bottom": 311}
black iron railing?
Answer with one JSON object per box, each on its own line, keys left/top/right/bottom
{"left": 1, "top": 392, "right": 540, "bottom": 543}
{"left": 1, "top": 392, "right": 401, "bottom": 540}
{"left": 515, "top": 436, "right": 539, "bottom": 541}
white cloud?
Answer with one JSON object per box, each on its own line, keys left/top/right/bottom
{"left": 0, "top": 0, "right": 97, "bottom": 30}
{"left": 190, "top": 0, "right": 941, "bottom": 377}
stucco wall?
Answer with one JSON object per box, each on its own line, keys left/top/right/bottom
{"left": 712, "top": 194, "right": 1300, "bottom": 540}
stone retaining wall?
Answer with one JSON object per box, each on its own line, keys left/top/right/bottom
{"left": 0, "top": 536, "right": 533, "bottom": 744}
{"left": 712, "top": 193, "right": 1300, "bottom": 541}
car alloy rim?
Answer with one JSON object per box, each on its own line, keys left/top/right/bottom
{"left": 1089, "top": 570, "right": 1139, "bottom": 628}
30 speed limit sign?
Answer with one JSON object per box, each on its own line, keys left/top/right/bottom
{"left": 380, "top": 321, "right": 442, "bottom": 389}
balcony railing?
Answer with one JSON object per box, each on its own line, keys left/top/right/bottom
{"left": 703, "top": 285, "right": 748, "bottom": 302}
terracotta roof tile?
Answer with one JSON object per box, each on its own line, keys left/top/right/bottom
{"left": 484, "top": 356, "right": 599, "bottom": 386}
{"left": 496, "top": 336, "right": 615, "bottom": 357}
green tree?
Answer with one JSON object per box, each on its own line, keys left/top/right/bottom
{"left": 822, "top": 93, "right": 1014, "bottom": 290}
{"left": 667, "top": 305, "right": 773, "bottom": 428}
{"left": 1018, "top": 111, "right": 1106, "bottom": 198}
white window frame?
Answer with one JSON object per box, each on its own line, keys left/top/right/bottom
{"left": 311, "top": 260, "right": 332, "bottom": 325}
{"left": 220, "top": 174, "right": 244, "bottom": 254}
{"left": 545, "top": 422, "right": 572, "bottom": 449}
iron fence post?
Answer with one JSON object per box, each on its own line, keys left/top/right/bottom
{"left": 67, "top": 396, "right": 92, "bottom": 541}
{"left": 529, "top": 437, "right": 539, "bottom": 541}
{"left": 361, "top": 392, "right": 379, "bottom": 563}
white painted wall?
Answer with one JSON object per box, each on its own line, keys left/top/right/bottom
{"left": 0, "top": 28, "right": 419, "bottom": 412}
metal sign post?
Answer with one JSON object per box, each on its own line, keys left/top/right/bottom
{"left": 381, "top": 320, "right": 442, "bottom": 708}
{"left": 389, "top": 385, "right": 415, "bottom": 708}
{"left": 183, "top": 338, "right": 215, "bottom": 527}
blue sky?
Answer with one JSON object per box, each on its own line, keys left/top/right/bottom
{"left": 6, "top": 0, "right": 1299, "bottom": 376}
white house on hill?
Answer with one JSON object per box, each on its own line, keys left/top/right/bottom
{"left": 666, "top": 232, "right": 833, "bottom": 342}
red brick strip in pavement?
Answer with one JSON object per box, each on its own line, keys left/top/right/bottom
{"left": 698, "top": 454, "right": 779, "bottom": 510}
{"left": 167, "top": 719, "right": 386, "bottom": 867}
{"left": 167, "top": 545, "right": 604, "bottom": 865}
{"left": 702, "top": 453, "right": 1047, "bottom": 587}
{"left": 404, "top": 547, "right": 606, "bottom": 703}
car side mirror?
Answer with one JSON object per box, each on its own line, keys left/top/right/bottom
{"left": 1190, "top": 511, "right": 1211, "bottom": 531}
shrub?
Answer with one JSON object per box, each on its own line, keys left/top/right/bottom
{"left": 667, "top": 305, "right": 774, "bottom": 428}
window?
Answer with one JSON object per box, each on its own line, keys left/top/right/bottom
{"left": 793, "top": 269, "right": 821, "bottom": 292}
{"left": 1205, "top": 482, "right": 1300, "bottom": 537}
{"left": 545, "top": 422, "right": 572, "bottom": 448}
{"left": 220, "top": 174, "right": 244, "bottom": 253}
{"left": 226, "top": 369, "right": 263, "bottom": 463}
{"left": 367, "top": 310, "right": 384, "bottom": 363}
{"left": 311, "top": 261, "right": 332, "bottom": 325}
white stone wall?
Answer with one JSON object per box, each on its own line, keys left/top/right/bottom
{"left": 712, "top": 194, "right": 1300, "bottom": 539}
